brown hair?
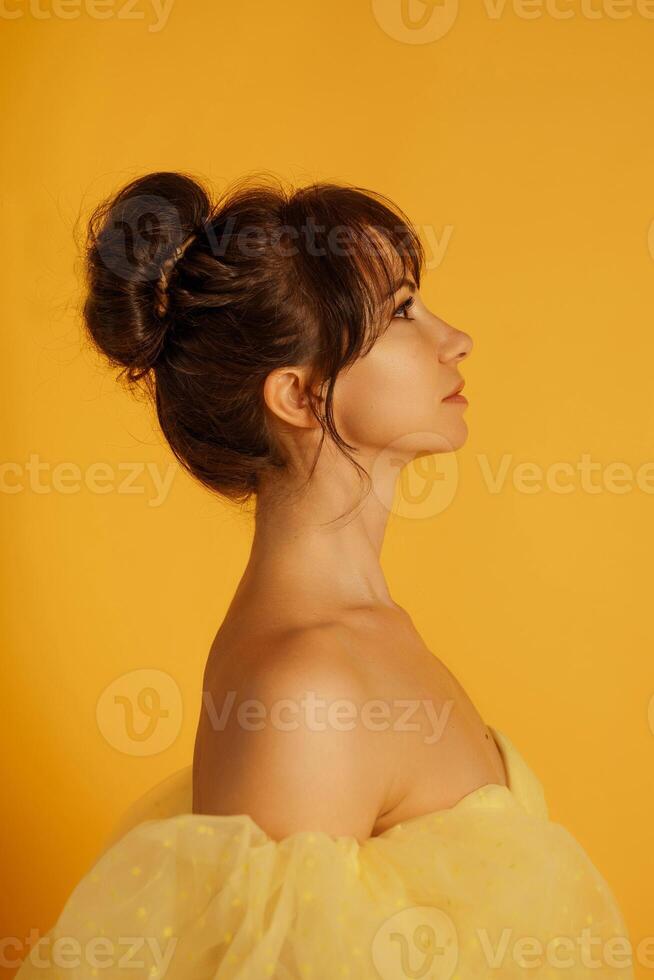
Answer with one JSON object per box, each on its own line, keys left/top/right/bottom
{"left": 82, "top": 171, "right": 425, "bottom": 505}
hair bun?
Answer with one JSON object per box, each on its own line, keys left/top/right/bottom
{"left": 82, "top": 171, "right": 212, "bottom": 381}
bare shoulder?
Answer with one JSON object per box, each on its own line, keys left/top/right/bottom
{"left": 194, "top": 619, "right": 395, "bottom": 842}
{"left": 242, "top": 619, "right": 375, "bottom": 698}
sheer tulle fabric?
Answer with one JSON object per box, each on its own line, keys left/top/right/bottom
{"left": 17, "top": 728, "right": 634, "bottom": 979}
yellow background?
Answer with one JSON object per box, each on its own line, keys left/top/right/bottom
{"left": 2, "top": 0, "right": 653, "bottom": 975}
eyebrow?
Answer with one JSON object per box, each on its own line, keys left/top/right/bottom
{"left": 386, "top": 277, "right": 416, "bottom": 299}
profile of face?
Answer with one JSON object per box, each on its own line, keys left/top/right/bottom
{"left": 330, "top": 278, "right": 473, "bottom": 466}
{"left": 264, "top": 269, "right": 474, "bottom": 485}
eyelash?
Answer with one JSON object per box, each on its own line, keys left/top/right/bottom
{"left": 394, "top": 296, "right": 415, "bottom": 319}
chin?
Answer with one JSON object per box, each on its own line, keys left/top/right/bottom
{"left": 366, "top": 422, "right": 468, "bottom": 470}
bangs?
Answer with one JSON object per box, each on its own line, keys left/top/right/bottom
{"left": 281, "top": 183, "right": 425, "bottom": 364}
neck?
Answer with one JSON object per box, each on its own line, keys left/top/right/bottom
{"left": 233, "top": 439, "right": 405, "bottom": 617}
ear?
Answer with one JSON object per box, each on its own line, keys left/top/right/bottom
{"left": 262, "top": 365, "right": 324, "bottom": 430}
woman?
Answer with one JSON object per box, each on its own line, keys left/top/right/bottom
{"left": 18, "top": 172, "right": 634, "bottom": 979}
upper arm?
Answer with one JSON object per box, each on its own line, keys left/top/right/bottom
{"left": 198, "top": 626, "right": 390, "bottom": 842}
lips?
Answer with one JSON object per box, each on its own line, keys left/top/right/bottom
{"left": 444, "top": 379, "right": 465, "bottom": 398}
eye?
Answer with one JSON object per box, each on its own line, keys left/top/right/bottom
{"left": 393, "top": 296, "right": 415, "bottom": 320}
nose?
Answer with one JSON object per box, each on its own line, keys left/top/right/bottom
{"left": 438, "top": 322, "right": 473, "bottom": 364}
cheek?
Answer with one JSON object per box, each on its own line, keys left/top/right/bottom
{"left": 331, "top": 337, "right": 440, "bottom": 447}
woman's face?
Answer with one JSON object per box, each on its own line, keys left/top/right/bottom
{"left": 330, "top": 277, "right": 473, "bottom": 462}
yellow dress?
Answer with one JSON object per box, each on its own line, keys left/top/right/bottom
{"left": 17, "top": 727, "right": 635, "bottom": 979}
